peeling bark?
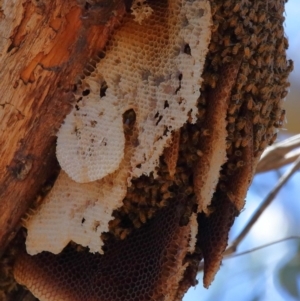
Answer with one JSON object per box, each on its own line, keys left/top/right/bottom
{"left": 0, "top": 0, "right": 126, "bottom": 253}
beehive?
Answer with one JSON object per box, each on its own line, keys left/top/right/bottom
{"left": 12, "top": 0, "right": 292, "bottom": 300}
{"left": 25, "top": 0, "right": 212, "bottom": 255}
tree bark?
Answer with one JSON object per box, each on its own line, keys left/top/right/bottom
{"left": 0, "top": 0, "right": 126, "bottom": 253}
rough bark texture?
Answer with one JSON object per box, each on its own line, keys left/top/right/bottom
{"left": 0, "top": 0, "right": 126, "bottom": 253}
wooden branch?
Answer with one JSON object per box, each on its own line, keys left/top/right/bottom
{"left": 256, "top": 134, "right": 300, "bottom": 173}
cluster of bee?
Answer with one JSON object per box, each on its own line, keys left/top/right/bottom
{"left": 200, "top": 0, "right": 292, "bottom": 194}
{"left": 106, "top": 0, "right": 292, "bottom": 248}
{"left": 195, "top": 0, "right": 292, "bottom": 282}
{"left": 207, "top": 0, "right": 292, "bottom": 157}
{"left": 108, "top": 155, "right": 198, "bottom": 240}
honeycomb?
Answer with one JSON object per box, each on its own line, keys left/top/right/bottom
{"left": 26, "top": 108, "right": 137, "bottom": 255}
{"left": 25, "top": 0, "right": 212, "bottom": 255}
{"left": 15, "top": 203, "right": 198, "bottom": 301}
{"left": 12, "top": 0, "right": 292, "bottom": 300}
{"left": 56, "top": 99, "right": 125, "bottom": 183}
{"left": 59, "top": 0, "right": 211, "bottom": 181}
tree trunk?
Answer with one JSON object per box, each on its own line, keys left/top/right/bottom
{"left": 0, "top": 0, "right": 126, "bottom": 253}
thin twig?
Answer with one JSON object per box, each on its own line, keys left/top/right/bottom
{"left": 198, "top": 236, "right": 300, "bottom": 271}
{"left": 257, "top": 134, "right": 300, "bottom": 173}
{"left": 224, "top": 236, "right": 300, "bottom": 258}
{"left": 225, "top": 155, "right": 300, "bottom": 256}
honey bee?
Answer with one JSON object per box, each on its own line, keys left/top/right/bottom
{"left": 236, "top": 117, "right": 247, "bottom": 130}
{"left": 248, "top": 8, "right": 256, "bottom": 21}
{"left": 192, "top": 130, "right": 200, "bottom": 145}
{"left": 101, "top": 232, "right": 112, "bottom": 242}
{"left": 196, "top": 150, "right": 203, "bottom": 157}
{"left": 229, "top": 15, "right": 238, "bottom": 27}
{"left": 227, "top": 132, "right": 234, "bottom": 141}
{"left": 227, "top": 115, "right": 236, "bottom": 124}
{"left": 264, "top": 54, "right": 273, "bottom": 67}
{"left": 278, "top": 109, "right": 286, "bottom": 125}
{"left": 222, "top": 19, "right": 229, "bottom": 31}
{"left": 235, "top": 80, "right": 245, "bottom": 91}
{"left": 276, "top": 27, "right": 284, "bottom": 39}
{"left": 132, "top": 218, "right": 142, "bottom": 229}
{"left": 139, "top": 211, "right": 147, "bottom": 224}
{"left": 258, "top": 10, "right": 267, "bottom": 23}
{"left": 223, "top": 36, "right": 232, "bottom": 47}
{"left": 184, "top": 186, "right": 194, "bottom": 196}
{"left": 234, "top": 133, "right": 243, "bottom": 148}
{"left": 243, "top": 46, "right": 250, "bottom": 59}
{"left": 226, "top": 191, "right": 236, "bottom": 204}
{"left": 204, "top": 72, "right": 218, "bottom": 89}
{"left": 240, "top": 5, "right": 249, "bottom": 16}
{"left": 120, "top": 228, "right": 131, "bottom": 240}
{"left": 147, "top": 208, "right": 155, "bottom": 220}
{"left": 252, "top": 112, "right": 260, "bottom": 124}
{"left": 160, "top": 182, "right": 170, "bottom": 194}
{"left": 281, "top": 90, "right": 288, "bottom": 99}
{"left": 256, "top": 56, "right": 263, "bottom": 69}
{"left": 20, "top": 215, "right": 30, "bottom": 227}
{"left": 260, "top": 86, "right": 272, "bottom": 98}
{"left": 269, "top": 132, "right": 278, "bottom": 145}
{"left": 261, "top": 103, "right": 269, "bottom": 116}
{"left": 157, "top": 199, "right": 169, "bottom": 208}
{"left": 232, "top": 43, "right": 242, "bottom": 55}
{"left": 253, "top": 139, "right": 260, "bottom": 152}
{"left": 234, "top": 22, "right": 244, "bottom": 36}
{"left": 228, "top": 103, "right": 238, "bottom": 115}
{"left": 241, "top": 136, "right": 250, "bottom": 147}
{"left": 226, "top": 140, "right": 232, "bottom": 150}
{"left": 243, "top": 16, "right": 250, "bottom": 27}
{"left": 162, "top": 191, "right": 175, "bottom": 200}
{"left": 237, "top": 73, "right": 248, "bottom": 85}
{"left": 201, "top": 128, "right": 210, "bottom": 136}
{"left": 123, "top": 199, "right": 133, "bottom": 214}
{"left": 222, "top": 56, "right": 233, "bottom": 64}
{"left": 210, "top": 2, "right": 218, "bottom": 15}
{"left": 114, "top": 226, "right": 124, "bottom": 238}
{"left": 227, "top": 123, "right": 235, "bottom": 134}
{"left": 198, "top": 107, "right": 206, "bottom": 119}
{"left": 249, "top": 58, "right": 257, "bottom": 66}
{"left": 209, "top": 42, "right": 219, "bottom": 53}
{"left": 211, "top": 20, "right": 219, "bottom": 32}
{"left": 227, "top": 163, "right": 237, "bottom": 171}
{"left": 109, "top": 217, "right": 121, "bottom": 229}
{"left": 241, "top": 62, "right": 250, "bottom": 76}
{"left": 259, "top": 139, "right": 269, "bottom": 151}
{"left": 180, "top": 172, "right": 189, "bottom": 184}
{"left": 232, "top": 2, "right": 241, "bottom": 13}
